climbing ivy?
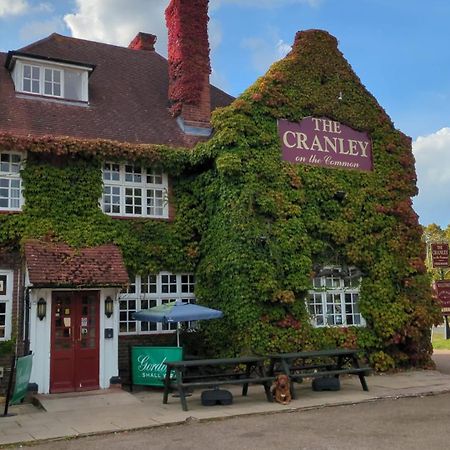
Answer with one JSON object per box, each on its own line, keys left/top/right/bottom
{"left": 0, "top": 145, "right": 201, "bottom": 275}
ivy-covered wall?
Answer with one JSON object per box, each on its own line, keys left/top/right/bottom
{"left": 190, "top": 30, "right": 441, "bottom": 371}
{"left": 0, "top": 138, "right": 201, "bottom": 275}
{"left": 0, "top": 29, "right": 441, "bottom": 372}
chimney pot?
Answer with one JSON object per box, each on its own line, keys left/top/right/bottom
{"left": 128, "top": 32, "right": 157, "bottom": 51}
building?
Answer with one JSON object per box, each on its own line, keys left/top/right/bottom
{"left": 0, "top": 0, "right": 232, "bottom": 393}
{"left": 0, "top": 0, "right": 441, "bottom": 395}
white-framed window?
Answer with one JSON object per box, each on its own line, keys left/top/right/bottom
{"left": 0, "top": 151, "right": 23, "bottom": 211}
{"left": 102, "top": 162, "right": 169, "bottom": 218}
{"left": 119, "top": 272, "right": 196, "bottom": 335}
{"left": 11, "top": 58, "right": 90, "bottom": 102}
{"left": 0, "top": 271, "right": 13, "bottom": 340}
{"left": 307, "top": 266, "right": 365, "bottom": 327}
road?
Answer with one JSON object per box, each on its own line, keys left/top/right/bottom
{"left": 16, "top": 392, "right": 450, "bottom": 450}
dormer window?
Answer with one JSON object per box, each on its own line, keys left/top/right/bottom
{"left": 6, "top": 52, "right": 94, "bottom": 103}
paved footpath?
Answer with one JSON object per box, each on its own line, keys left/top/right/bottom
{"left": 1, "top": 353, "right": 450, "bottom": 447}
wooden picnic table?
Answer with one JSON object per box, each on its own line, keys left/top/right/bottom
{"left": 163, "top": 356, "right": 274, "bottom": 411}
{"left": 268, "top": 348, "right": 371, "bottom": 399}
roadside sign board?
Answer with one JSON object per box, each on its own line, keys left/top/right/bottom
{"left": 10, "top": 354, "right": 33, "bottom": 405}
{"left": 435, "top": 280, "right": 450, "bottom": 313}
{"left": 431, "top": 243, "right": 449, "bottom": 268}
{"left": 131, "top": 346, "right": 183, "bottom": 387}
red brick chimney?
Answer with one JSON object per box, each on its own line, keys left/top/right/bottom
{"left": 166, "top": 0, "right": 212, "bottom": 136}
{"left": 128, "top": 32, "right": 157, "bottom": 51}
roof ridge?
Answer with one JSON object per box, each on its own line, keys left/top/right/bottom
{"left": 20, "top": 32, "right": 163, "bottom": 55}
{"left": 18, "top": 32, "right": 59, "bottom": 52}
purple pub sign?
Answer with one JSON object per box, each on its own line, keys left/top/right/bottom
{"left": 278, "top": 117, "right": 373, "bottom": 172}
{"left": 431, "top": 243, "right": 449, "bottom": 268}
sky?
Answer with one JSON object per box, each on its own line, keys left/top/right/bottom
{"left": 0, "top": 0, "right": 449, "bottom": 227}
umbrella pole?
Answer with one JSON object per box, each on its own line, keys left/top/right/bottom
{"left": 177, "top": 322, "right": 180, "bottom": 347}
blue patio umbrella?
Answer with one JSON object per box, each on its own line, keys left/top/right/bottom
{"left": 133, "top": 300, "right": 223, "bottom": 346}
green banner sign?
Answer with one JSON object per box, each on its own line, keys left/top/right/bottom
{"left": 10, "top": 354, "right": 33, "bottom": 405}
{"left": 131, "top": 346, "right": 183, "bottom": 387}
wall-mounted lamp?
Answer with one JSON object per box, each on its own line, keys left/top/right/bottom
{"left": 37, "top": 298, "right": 47, "bottom": 321}
{"left": 105, "top": 296, "right": 114, "bottom": 318}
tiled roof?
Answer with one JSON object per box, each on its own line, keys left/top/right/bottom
{"left": 25, "top": 240, "right": 129, "bottom": 287}
{"left": 0, "top": 33, "right": 233, "bottom": 147}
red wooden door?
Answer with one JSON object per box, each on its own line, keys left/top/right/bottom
{"left": 50, "top": 291, "right": 100, "bottom": 393}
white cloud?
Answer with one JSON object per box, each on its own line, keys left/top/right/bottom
{"left": 0, "top": 0, "right": 29, "bottom": 17}
{"left": 211, "top": 0, "right": 321, "bottom": 9}
{"left": 36, "top": 2, "right": 54, "bottom": 13}
{"left": 64, "top": 0, "right": 169, "bottom": 53}
{"left": 209, "top": 18, "right": 223, "bottom": 51}
{"left": 276, "top": 39, "right": 292, "bottom": 58}
{"left": 412, "top": 128, "right": 450, "bottom": 226}
{"left": 20, "top": 17, "right": 64, "bottom": 42}
{"left": 242, "top": 33, "right": 291, "bottom": 73}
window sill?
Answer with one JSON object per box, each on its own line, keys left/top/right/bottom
{"left": 16, "top": 92, "right": 89, "bottom": 107}
{"left": 108, "top": 215, "right": 171, "bottom": 222}
{"left": 119, "top": 330, "right": 176, "bottom": 337}
{"left": 0, "top": 209, "right": 22, "bottom": 215}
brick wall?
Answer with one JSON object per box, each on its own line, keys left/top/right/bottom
{"left": 182, "top": 76, "right": 211, "bottom": 128}
{"left": 0, "top": 249, "right": 23, "bottom": 395}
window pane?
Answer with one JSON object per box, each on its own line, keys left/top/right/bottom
{"left": 23, "top": 79, "right": 31, "bottom": 92}
{"left": 64, "top": 69, "right": 83, "bottom": 101}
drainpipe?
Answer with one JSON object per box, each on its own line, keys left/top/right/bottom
{"left": 23, "top": 287, "right": 30, "bottom": 355}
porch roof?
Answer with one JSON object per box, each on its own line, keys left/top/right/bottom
{"left": 24, "top": 240, "right": 129, "bottom": 288}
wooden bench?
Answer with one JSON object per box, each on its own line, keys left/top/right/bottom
{"left": 163, "top": 356, "right": 274, "bottom": 411}
{"left": 268, "top": 348, "right": 371, "bottom": 399}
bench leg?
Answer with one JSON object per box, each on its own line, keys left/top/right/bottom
{"left": 290, "top": 380, "right": 297, "bottom": 400}
{"left": 263, "top": 382, "right": 273, "bottom": 402}
{"left": 242, "top": 383, "right": 249, "bottom": 396}
{"left": 163, "top": 386, "right": 170, "bottom": 404}
{"left": 359, "top": 373, "right": 369, "bottom": 391}
{"left": 163, "top": 368, "right": 172, "bottom": 404}
{"left": 179, "top": 388, "right": 189, "bottom": 411}
{"left": 351, "top": 354, "right": 369, "bottom": 391}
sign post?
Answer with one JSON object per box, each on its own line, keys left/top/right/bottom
{"left": 130, "top": 346, "right": 183, "bottom": 387}
{"left": 435, "top": 280, "right": 450, "bottom": 339}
